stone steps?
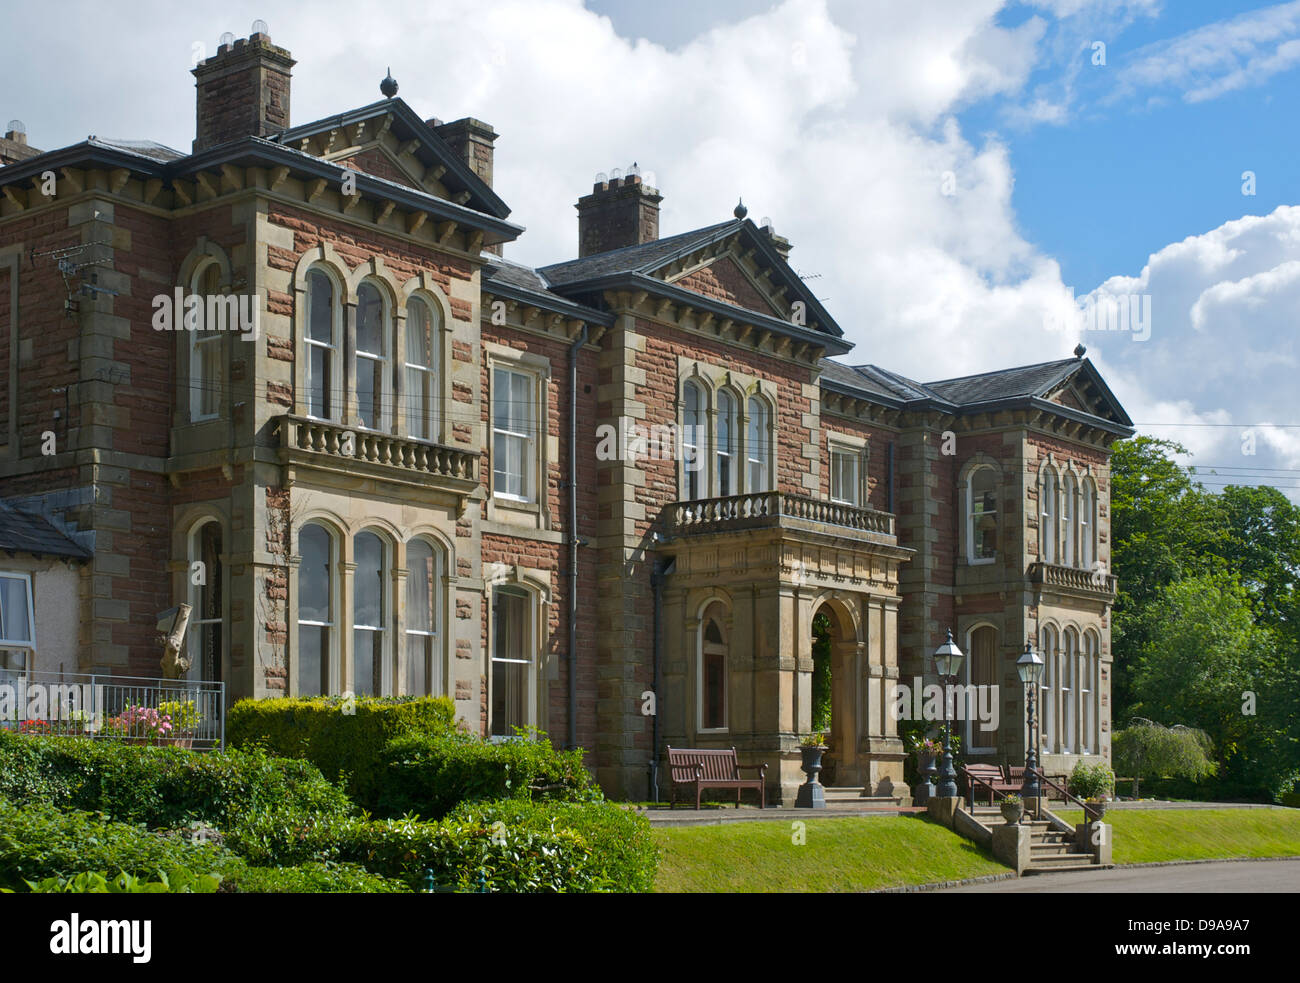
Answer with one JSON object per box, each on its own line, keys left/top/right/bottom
{"left": 968, "top": 807, "right": 1102, "bottom": 873}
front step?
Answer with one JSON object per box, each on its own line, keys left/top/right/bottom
{"left": 1024, "top": 861, "right": 1114, "bottom": 875}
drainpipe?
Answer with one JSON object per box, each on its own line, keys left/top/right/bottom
{"left": 650, "top": 552, "right": 674, "bottom": 802}
{"left": 567, "top": 324, "right": 588, "bottom": 751}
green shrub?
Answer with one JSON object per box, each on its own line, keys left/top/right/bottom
{"left": 1067, "top": 760, "right": 1116, "bottom": 800}
{"left": 447, "top": 798, "right": 658, "bottom": 893}
{"left": 376, "top": 730, "right": 597, "bottom": 819}
{"left": 0, "top": 799, "right": 237, "bottom": 891}
{"left": 222, "top": 861, "right": 408, "bottom": 894}
{"left": 223, "top": 806, "right": 611, "bottom": 892}
{"left": 227, "top": 696, "right": 457, "bottom": 808}
{"left": 0, "top": 730, "right": 352, "bottom": 829}
{"left": 13, "top": 869, "right": 221, "bottom": 894}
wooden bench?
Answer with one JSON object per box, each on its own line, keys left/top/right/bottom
{"left": 667, "top": 746, "right": 767, "bottom": 809}
{"left": 962, "top": 764, "right": 1020, "bottom": 805}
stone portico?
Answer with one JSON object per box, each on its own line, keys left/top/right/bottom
{"left": 656, "top": 491, "right": 914, "bottom": 804}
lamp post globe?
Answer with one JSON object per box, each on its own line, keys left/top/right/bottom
{"left": 933, "top": 629, "right": 964, "bottom": 798}
{"left": 1016, "top": 640, "right": 1044, "bottom": 802}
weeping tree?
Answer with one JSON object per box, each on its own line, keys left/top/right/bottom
{"left": 1113, "top": 718, "right": 1217, "bottom": 799}
{"left": 812, "top": 612, "right": 832, "bottom": 734}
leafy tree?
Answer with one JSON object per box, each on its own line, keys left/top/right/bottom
{"left": 1113, "top": 719, "right": 1216, "bottom": 799}
{"left": 811, "top": 612, "right": 832, "bottom": 733}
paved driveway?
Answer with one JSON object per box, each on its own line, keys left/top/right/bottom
{"left": 939, "top": 859, "right": 1300, "bottom": 893}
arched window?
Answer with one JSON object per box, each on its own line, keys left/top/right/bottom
{"left": 1039, "top": 625, "right": 1056, "bottom": 753}
{"left": 353, "top": 531, "right": 387, "bottom": 697}
{"left": 746, "top": 396, "right": 771, "bottom": 491}
{"left": 356, "top": 282, "right": 390, "bottom": 431}
{"left": 297, "top": 523, "right": 334, "bottom": 696}
{"left": 716, "top": 390, "right": 737, "bottom": 497}
{"left": 187, "top": 520, "right": 223, "bottom": 683}
{"left": 699, "top": 602, "right": 728, "bottom": 731}
{"left": 491, "top": 584, "right": 533, "bottom": 737}
{"left": 1080, "top": 479, "right": 1096, "bottom": 569}
{"left": 1063, "top": 473, "right": 1078, "bottom": 567}
{"left": 965, "top": 625, "right": 997, "bottom": 752}
{"left": 404, "top": 297, "right": 439, "bottom": 440}
{"left": 190, "top": 261, "right": 222, "bottom": 422}
{"left": 967, "top": 467, "right": 998, "bottom": 563}
{"left": 1062, "top": 629, "right": 1078, "bottom": 753}
{"left": 306, "top": 269, "right": 340, "bottom": 421}
{"left": 405, "top": 539, "right": 441, "bottom": 696}
{"left": 682, "top": 380, "right": 705, "bottom": 501}
{"left": 1081, "top": 632, "right": 1098, "bottom": 754}
{"left": 1040, "top": 467, "right": 1058, "bottom": 564}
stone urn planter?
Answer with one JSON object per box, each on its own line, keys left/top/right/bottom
{"left": 795, "top": 740, "right": 828, "bottom": 809}
{"left": 1084, "top": 799, "right": 1109, "bottom": 821}
{"left": 1000, "top": 797, "right": 1024, "bottom": 825}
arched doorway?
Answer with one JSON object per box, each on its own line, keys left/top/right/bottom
{"left": 811, "top": 598, "right": 859, "bottom": 788}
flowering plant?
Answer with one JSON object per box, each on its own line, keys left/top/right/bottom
{"left": 908, "top": 735, "right": 943, "bottom": 757}
{"left": 17, "top": 718, "right": 52, "bottom": 735}
{"left": 158, "top": 699, "right": 200, "bottom": 732}
{"left": 103, "top": 704, "right": 174, "bottom": 743}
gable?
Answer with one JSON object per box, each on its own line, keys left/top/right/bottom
{"left": 670, "top": 255, "right": 785, "bottom": 318}
{"left": 336, "top": 147, "right": 426, "bottom": 192}
{"left": 1047, "top": 385, "right": 1089, "bottom": 413}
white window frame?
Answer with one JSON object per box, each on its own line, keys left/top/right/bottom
{"left": 1040, "top": 466, "right": 1058, "bottom": 564}
{"left": 681, "top": 378, "right": 707, "bottom": 502}
{"left": 1063, "top": 473, "right": 1078, "bottom": 568}
{"left": 305, "top": 268, "right": 342, "bottom": 423}
{"left": 715, "top": 389, "right": 738, "bottom": 498}
{"left": 0, "top": 571, "right": 36, "bottom": 651}
{"left": 295, "top": 523, "right": 337, "bottom": 697}
{"left": 966, "top": 465, "right": 998, "bottom": 565}
{"left": 1080, "top": 632, "right": 1096, "bottom": 755}
{"left": 697, "top": 604, "right": 729, "bottom": 734}
{"left": 1062, "top": 629, "right": 1077, "bottom": 754}
{"left": 829, "top": 442, "right": 862, "bottom": 507}
{"left": 1039, "top": 625, "right": 1055, "bottom": 754}
{"left": 189, "top": 260, "right": 223, "bottom": 423}
{"left": 186, "top": 520, "right": 224, "bottom": 683}
{"left": 354, "top": 281, "right": 391, "bottom": 433}
{"left": 403, "top": 296, "right": 440, "bottom": 442}
{"left": 404, "top": 538, "right": 443, "bottom": 697}
{"left": 745, "top": 395, "right": 772, "bottom": 492}
{"left": 489, "top": 583, "right": 538, "bottom": 740}
{"left": 1080, "top": 478, "right": 1096, "bottom": 570}
{"left": 352, "top": 530, "right": 390, "bottom": 698}
{"left": 491, "top": 364, "right": 539, "bottom": 504}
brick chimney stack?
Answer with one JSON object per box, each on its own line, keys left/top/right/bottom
{"left": 576, "top": 173, "right": 661, "bottom": 257}
{"left": 0, "top": 121, "right": 40, "bottom": 166}
{"left": 192, "top": 32, "right": 295, "bottom": 153}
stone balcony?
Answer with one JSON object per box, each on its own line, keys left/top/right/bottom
{"left": 1028, "top": 560, "right": 1117, "bottom": 601}
{"left": 276, "top": 415, "right": 478, "bottom": 498}
{"left": 663, "top": 491, "right": 897, "bottom": 544}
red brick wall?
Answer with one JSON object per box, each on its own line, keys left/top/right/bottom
{"left": 339, "top": 148, "right": 419, "bottom": 190}
{"left": 676, "top": 257, "right": 777, "bottom": 317}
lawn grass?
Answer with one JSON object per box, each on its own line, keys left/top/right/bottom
{"left": 652, "top": 815, "right": 1005, "bottom": 892}
{"left": 1054, "top": 807, "right": 1300, "bottom": 864}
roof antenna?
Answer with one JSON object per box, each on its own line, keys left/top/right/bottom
{"left": 381, "top": 68, "right": 399, "bottom": 98}
{"left": 1074, "top": 343, "right": 1087, "bottom": 359}
{"left": 734, "top": 198, "right": 748, "bottom": 220}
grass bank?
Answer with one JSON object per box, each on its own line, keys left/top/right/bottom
{"left": 1055, "top": 807, "right": 1300, "bottom": 864}
{"left": 653, "top": 815, "right": 1004, "bottom": 892}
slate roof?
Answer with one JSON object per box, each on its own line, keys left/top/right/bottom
{"left": 90, "top": 138, "right": 186, "bottom": 163}
{"left": 924, "top": 359, "right": 1080, "bottom": 405}
{"left": 0, "top": 501, "right": 91, "bottom": 560}
{"left": 539, "top": 220, "right": 739, "bottom": 286}
{"left": 481, "top": 255, "right": 612, "bottom": 324}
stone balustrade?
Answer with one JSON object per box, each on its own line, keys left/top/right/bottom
{"left": 666, "top": 491, "right": 895, "bottom": 537}
{"left": 277, "top": 415, "right": 476, "bottom": 483}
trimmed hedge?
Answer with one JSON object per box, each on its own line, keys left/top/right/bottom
{"left": 223, "top": 807, "right": 610, "bottom": 892}
{"left": 448, "top": 798, "right": 658, "bottom": 893}
{"left": 0, "top": 799, "right": 238, "bottom": 891}
{"left": 0, "top": 730, "right": 352, "bottom": 830}
{"left": 223, "top": 861, "right": 409, "bottom": 894}
{"left": 376, "top": 732, "right": 597, "bottom": 819}
{"left": 227, "top": 696, "right": 457, "bottom": 808}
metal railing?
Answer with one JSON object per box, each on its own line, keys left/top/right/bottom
{"left": 0, "top": 670, "right": 225, "bottom": 750}
{"left": 665, "top": 491, "right": 896, "bottom": 537}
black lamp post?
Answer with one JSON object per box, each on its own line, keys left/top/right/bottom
{"left": 1017, "top": 639, "right": 1044, "bottom": 808}
{"left": 933, "top": 629, "right": 964, "bottom": 798}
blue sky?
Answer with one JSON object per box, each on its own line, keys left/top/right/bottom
{"left": 4, "top": 0, "right": 1299, "bottom": 490}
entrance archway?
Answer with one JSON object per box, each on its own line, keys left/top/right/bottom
{"left": 811, "top": 597, "right": 859, "bottom": 788}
